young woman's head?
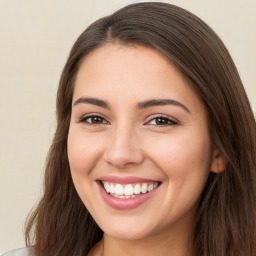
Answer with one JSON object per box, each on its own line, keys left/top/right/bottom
{"left": 26, "top": 2, "right": 256, "bottom": 256}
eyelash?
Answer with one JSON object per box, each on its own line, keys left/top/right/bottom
{"left": 145, "top": 114, "right": 178, "bottom": 126}
{"left": 77, "top": 114, "right": 109, "bottom": 126}
{"left": 77, "top": 113, "right": 178, "bottom": 127}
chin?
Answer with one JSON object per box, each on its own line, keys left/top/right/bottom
{"left": 105, "top": 228, "right": 153, "bottom": 241}
{"left": 98, "top": 216, "right": 157, "bottom": 241}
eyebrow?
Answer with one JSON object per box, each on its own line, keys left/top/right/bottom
{"left": 137, "top": 99, "right": 191, "bottom": 113}
{"left": 73, "top": 97, "right": 110, "bottom": 109}
{"left": 73, "top": 97, "right": 190, "bottom": 113}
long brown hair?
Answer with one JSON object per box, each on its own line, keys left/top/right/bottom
{"left": 25, "top": 2, "right": 256, "bottom": 255}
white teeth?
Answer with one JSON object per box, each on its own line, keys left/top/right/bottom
{"left": 115, "top": 184, "right": 124, "bottom": 195}
{"left": 147, "top": 184, "right": 154, "bottom": 192}
{"left": 110, "top": 184, "right": 115, "bottom": 194}
{"left": 141, "top": 183, "right": 148, "bottom": 194}
{"left": 124, "top": 184, "right": 133, "bottom": 196}
{"left": 134, "top": 184, "right": 141, "bottom": 194}
{"left": 112, "top": 194, "right": 136, "bottom": 199}
{"left": 102, "top": 181, "right": 159, "bottom": 198}
{"left": 104, "top": 182, "right": 110, "bottom": 193}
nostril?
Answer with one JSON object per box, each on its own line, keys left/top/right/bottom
{"left": 103, "top": 150, "right": 144, "bottom": 168}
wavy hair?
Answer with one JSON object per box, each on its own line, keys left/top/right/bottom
{"left": 25, "top": 2, "right": 256, "bottom": 256}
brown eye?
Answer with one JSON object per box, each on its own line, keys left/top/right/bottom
{"left": 147, "top": 116, "right": 177, "bottom": 126}
{"left": 90, "top": 116, "right": 105, "bottom": 124}
{"left": 79, "top": 115, "right": 108, "bottom": 125}
{"left": 155, "top": 117, "right": 170, "bottom": 125}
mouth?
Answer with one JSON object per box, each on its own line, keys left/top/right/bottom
{"left": 96, "top": 176, "right": 161, "bottom": 210}
{"left": 100, "top": 181, "right": 160, "bottom": 199}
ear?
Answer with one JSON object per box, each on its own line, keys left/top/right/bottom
{"left": 210, "top": 147, "right": 227, "bottom": 174}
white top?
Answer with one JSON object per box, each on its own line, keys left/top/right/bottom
{"left": 1, "top": 248, "right": 33, "bottom": 256}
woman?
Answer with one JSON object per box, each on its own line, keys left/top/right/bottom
{"left": 3, "top": 2, "right": 256, "bottom": 256}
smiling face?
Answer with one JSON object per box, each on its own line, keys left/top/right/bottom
{"left": 67, "top": 44, "right": 221, "bottom": 241}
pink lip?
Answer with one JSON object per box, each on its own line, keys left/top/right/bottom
{"left": 96, "top": 180, "right": 160, "bottom": 210}
{"left": 97, "top": 175, "right": 157, "bottom": 184}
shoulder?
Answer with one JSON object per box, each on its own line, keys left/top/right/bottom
{"left": 1, "top": 247, "right": 33, "bottom": 256}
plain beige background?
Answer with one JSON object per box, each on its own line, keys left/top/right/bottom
{"left": 0, "top": 0, "right": 255, "bottom": 253}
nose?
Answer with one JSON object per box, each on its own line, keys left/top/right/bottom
{"left": 103, "top": 125, "right": 144, "bottom": 169}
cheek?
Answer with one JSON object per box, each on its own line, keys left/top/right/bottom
{"left": 151, "top": 136, "right": 211, "bottom": 223}
{"left": 67, "top": 130, "right": 104, "bottom": 211}
{"left": 67, "top": 131, "right": 103, "bottom": 199}
{"left": 147, "top": 128, "right": 212, "bottom": 175}
{"left": 67, "top": 130, "right": 103, "bottom": 175}
{"left": 145, "top": 129, "right": 212, "bottom": 206}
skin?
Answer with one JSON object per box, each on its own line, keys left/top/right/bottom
{"left": 68, "top": 44, "right": 226, "bottom": 256}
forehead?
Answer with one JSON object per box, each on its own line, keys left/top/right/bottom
{"left": 73, "top": 43, "right": 204, "bottom": 114}
{"left": 75, "top": 43, "right": 181, "bottom": 87}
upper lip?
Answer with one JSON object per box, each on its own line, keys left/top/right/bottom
{"left": 97, "top": 175, "right": 160, "bottom": 184}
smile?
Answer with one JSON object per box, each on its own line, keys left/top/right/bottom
{"left": 97, "top": 176, "right": 161, "bottom": 210}
{"left": 101, "top": 181, "right": 159, "bottom": 199}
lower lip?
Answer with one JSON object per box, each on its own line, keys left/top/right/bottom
{"left": 97, "top": 182, "right": 160, "bottom": 210}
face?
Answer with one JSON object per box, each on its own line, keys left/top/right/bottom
{"left": 68, "top": 44, "right": 220, "bottom": 241}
